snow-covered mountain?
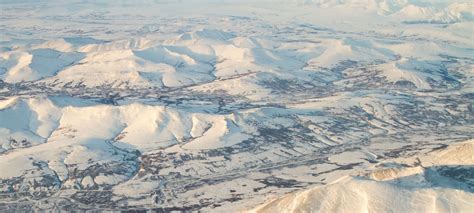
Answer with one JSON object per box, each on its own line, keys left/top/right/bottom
{"left": 249, "top": 140, "right": 474, "bottom": 213}
{"left": 296, "top": 0, "right": 474, "bottom": 23}
{"left": 0, "top": 0, "right": 473, "bottom": 212}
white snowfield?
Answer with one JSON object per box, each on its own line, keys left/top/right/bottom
{"left": 0, "top": 0, "right": 473, "bottom": 212}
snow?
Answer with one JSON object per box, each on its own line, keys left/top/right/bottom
{"left": 0, "top": 96, "right": 259, "bottom": 155}
{"left": 378, "top": 58, "right": 440, "bottom": 89}
{"left": 252, "top": 176, "right": 474, "bottom": 213}
{"left": 250, "top": 140, "right": 474, "bottom": 213}
{"left": 0, "top": 0, "right": 472, "bottom": 211}
{"left": 1, "top": 49, "right": 84, "bottom": 83}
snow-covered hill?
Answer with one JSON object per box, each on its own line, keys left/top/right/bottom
{"left": 0, "top": 0, "right": 473, "bottom": 212}
{"left": 296, "top": 0, "right": 474, "bottom": 23}
{"left": 250, "top": 140, "right": 474, "bottom": 213}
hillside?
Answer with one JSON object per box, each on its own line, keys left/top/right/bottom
{"left": 250, "top": 140, "right": 474, "bottom": 213}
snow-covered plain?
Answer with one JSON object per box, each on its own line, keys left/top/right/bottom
{"left": 0, "top": 0, "right": 473, "bottom": 212}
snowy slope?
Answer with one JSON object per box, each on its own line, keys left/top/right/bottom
{"left": 0, "top": 0, "right": 473, "bottom": 212}
{"left": 250, "top": 140, "right": 474, "bottom": 213}
{"left": 297, "top": 0, "right": 474, "bottom": 23}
